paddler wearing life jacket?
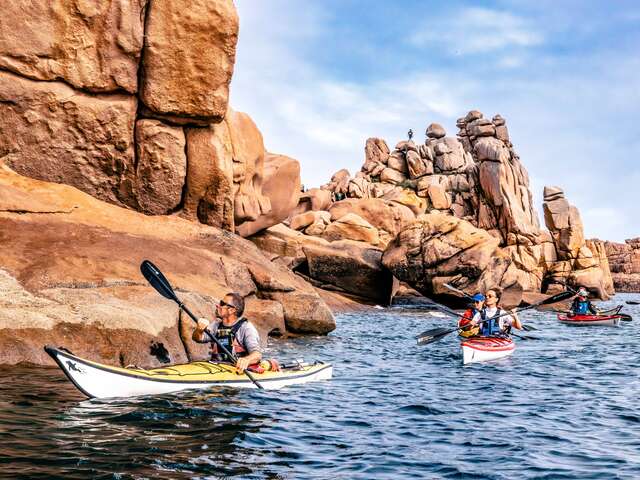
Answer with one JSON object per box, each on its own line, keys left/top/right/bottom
{"left": 568, "top": 287, "right": 597, "bottom": 316}
{"left": 458, "top": 293, "right": 485, "bottom": 338}
{"left": 192, "top": 292, "right": 263, "bottom": 373}
{"left": 470, "top": 289, "right": 522, "bottom": 336}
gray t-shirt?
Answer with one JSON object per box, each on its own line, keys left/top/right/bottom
{"left": 200, "top": 318, "right": 262, "bottom": 354}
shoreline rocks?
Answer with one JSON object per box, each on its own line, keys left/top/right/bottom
{"left": 601, "top": 238, "right": 640, "bottom": 292}
{"left": 0, "top": 163, "right": 334, "bottom": 367}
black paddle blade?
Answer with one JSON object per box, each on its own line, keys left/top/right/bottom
{"left": 140, "top": 260, "right": 178, "bottom": 302}
{"left": 415, "top": 327, "right": 452, "bottom": 339}
{"left": 511, "top": 333, "right": 538, "bottom": 341}
{"left": 416, "top": 328, "right": 456, "bottom": 346}
{"left": 619, "top": 314, "right": 633, "bottom": 322}
{"left": 521, "top": 324, "right": 538, "bottom": 331}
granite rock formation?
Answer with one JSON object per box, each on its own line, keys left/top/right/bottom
{"left": 0, "top": 0, "right": 333, "bottom": 366}
{"left": 251, "top": 224, "right": 392, "bottom": 303}
{"left": 0, "top": 0, "right": 146, "bottom": 93}
{"left": 0, "top": 165, "right": 334, "bottom": 366}
{"left": 542, "top": 186, "right": 614, "bottom": 298}
{"left": 140, "top": 0, "right": 239, "bottom": 124}
{"left": 602, "top": 238, "right": 640, "bottom": 292}
{"left": 0, "top": 0, "right": 293, "bottom": 239}
{"left": 312, "top": 112, "right": 613, "bottom": 303}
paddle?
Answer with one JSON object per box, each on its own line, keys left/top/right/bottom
{"left": 510, "top": 332, "right": 537, "bottom": 341}
{"left": 416, "top": 290, "right": 573, "bottom": 346}
{"left": 443, "top": 283, "right": 538, "bottom": 331}
{"left": 140, "top": 260, "right": 264, "bottom": 390}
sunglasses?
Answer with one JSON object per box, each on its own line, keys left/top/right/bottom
{"left": 218, "top": 300, "right": 235, "bottom": 309}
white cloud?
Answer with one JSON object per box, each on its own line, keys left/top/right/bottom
{"left": 409, "top": 7, "right": 544, "bottom": 54}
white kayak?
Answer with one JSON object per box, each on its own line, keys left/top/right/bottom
{"left": 45, "top": 346, "right": 333, "bottom": 399}
{"left": 461, "top": 336, "right": 515, "bottom": 365}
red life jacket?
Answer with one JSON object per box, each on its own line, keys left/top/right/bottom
{"left": 458, "top": 308, "right": 475, "bottom": 328}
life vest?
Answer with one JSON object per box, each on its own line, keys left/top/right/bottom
{"left": 459, "top": 308, "right": 480, "bottom": 338}
{"left": 572, "top": 299, "right": 591, "bottom": 315}
{"left": 479, "top": 309, "right": 502, "bottom": 336}
{"left": 210, "top": 318, "right": 248, "bottom": 362}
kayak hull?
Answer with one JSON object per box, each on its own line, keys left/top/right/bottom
{"left": 557, "top": 314, "right": 621, "bottom": 327}
{"left": 45, "top": 346, "right": 332, "bottom": 399}
{"left": 461, "top": 337, "right": 515, "bottom": 365}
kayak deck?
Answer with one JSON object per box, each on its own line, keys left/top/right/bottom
{"left": 45, "top": 346, "right": 332, "bottom": 399}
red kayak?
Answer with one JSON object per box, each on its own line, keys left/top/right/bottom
{"left": 557, "top": 314, "right": 623, "bottom": 327}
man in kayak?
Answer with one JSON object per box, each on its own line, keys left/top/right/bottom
{"left": 470, "top": 289, "right": 522, "bottom": 336}
{"left": 458, "top": 293, "right": 485, "bottom": 337}
{"left": 192, "top": 292, "right": 263, "bottom": 372}
{"left": 568, "top": 287, "right": 597, "bottom": 316}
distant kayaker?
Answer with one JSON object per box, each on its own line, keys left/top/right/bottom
{"left": 569, "top": 287, "right": 597, "bottom": 316}
{"left": 458, "top": 293, "right": 485, "bottom": 337}
{"left": 192, "top": 292, "right": 263, "bottom": 372}
{"left": 471, "top": 289, "right": 522, "bottom": 336}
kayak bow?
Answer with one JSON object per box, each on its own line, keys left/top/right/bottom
{"left": 45, "top": 346, "right": 332, "bottom": 399}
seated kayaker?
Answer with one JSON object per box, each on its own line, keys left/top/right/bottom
{"left": 458, "top": 293, "right": 485, "bottom": 338}
{"left": 471, "top": 289, "right": 522, "bottom": 336}
{"left": 192, "top": 292, "right": 263, "bottom": 373}
{"left": 568, "top": 287, "right": 597, "bottom": 316}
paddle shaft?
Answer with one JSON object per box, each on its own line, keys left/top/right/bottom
{"left": 141, "top": 260, "right": 264, "bottom": 389}
{"left": 181, "top": 302, "right": 265, "bottom": 389}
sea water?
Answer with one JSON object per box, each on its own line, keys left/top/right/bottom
{"left": 1, "top": 294, "right": 639, "bottom": 479}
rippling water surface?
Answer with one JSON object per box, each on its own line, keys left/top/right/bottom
{"left": 2, "top": 294, "right": 640, "bottom": 479}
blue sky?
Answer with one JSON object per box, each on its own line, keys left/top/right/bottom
{"left": 231, "top": 0, "right": 640, "bottom": 242}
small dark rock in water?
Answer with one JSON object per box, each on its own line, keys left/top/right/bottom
{"left": 150, "top": 342, "right": 171, "bottom": 364}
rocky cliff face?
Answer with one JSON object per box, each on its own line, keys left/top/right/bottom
{"left": 602, "top": 238, "right": 640, "bottom": 292}
{"left": 0, "top": 0, "right": 333, "bottom": 366}
{"left": 0, "top": 0, "right": 297, "bottom": 238}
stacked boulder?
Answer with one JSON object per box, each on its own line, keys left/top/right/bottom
{"left": 602, "top": 238, "right": 640, "bottom": 292}
{"left": 0, "top": 0, "right": 299, "bottom": 238}
{"left": 311, "top": 111, "right": 613, "bottom": 303}
{"left": 542, "top": 187, "right": 614, "bottom": 298}
{"left": 382, "top": 213, "right": 527, "bottom": 308}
